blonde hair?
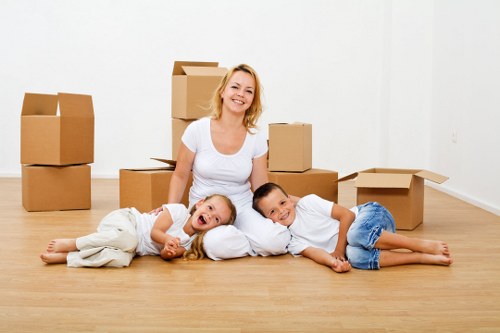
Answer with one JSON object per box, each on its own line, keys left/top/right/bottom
{"left": 209, "top": 64, "right": 263, "bottom": 131}
{"left": 183, "top": 194, "right": 237, "bottom": 260}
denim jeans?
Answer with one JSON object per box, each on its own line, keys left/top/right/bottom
{"left": 346, "top": 202, "right": 396, "bottom": 270}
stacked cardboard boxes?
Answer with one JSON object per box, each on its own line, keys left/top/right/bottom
{"left": 119, "top": 61, "right": 225, "bottom": 211}
{"left": 20, "top": 92, "right": 94, "bottom": 211}
{"left": 267, "top": 123, "right": 339, "bottom": 203}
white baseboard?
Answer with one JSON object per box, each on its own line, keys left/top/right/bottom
{"left": 426, "top": 182, "right": 500, "bottom": 216}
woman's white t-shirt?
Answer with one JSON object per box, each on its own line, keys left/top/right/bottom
{"left": 182, "top": 117, "right": 268, "bottom": 210}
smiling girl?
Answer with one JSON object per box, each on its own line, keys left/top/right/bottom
{"left": 40, "top": 194, "right": 236, "bottom": 267}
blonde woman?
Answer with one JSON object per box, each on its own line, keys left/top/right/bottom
{"left": 166, "top": 64, "right": 291, "bottom": 260}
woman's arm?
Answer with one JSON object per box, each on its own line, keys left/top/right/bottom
{"left": 250, "top": 154, "right": 269, "bottom": 192}
{"left": 168, "top": 143, "right": 195, "bottom": 204}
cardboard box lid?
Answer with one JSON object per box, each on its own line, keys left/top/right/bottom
{"left": 172, "top": 61, "right": 219, "bottom": 75}
{"left": 269, "top": 122, "right": 310, "bottom": 127}
{"left": 415, "top": 170, "right": 449, "bottom": 184}
{"left": 182, "top": 66, "right": 227, "bottom": 77}
{"left": 22, "top": 92, "right": 93, "bottom": 118}
{"left": 355, "top": 173, "right": 413, "bottom": 189}
{"left": 121, "top": 158, "right": 177, "bottom": 172}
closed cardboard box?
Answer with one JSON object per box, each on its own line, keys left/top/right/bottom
{"left": 22, "top": 164, "right": 91, "bottom": 212}
{"left": 268, "top": 169, "right": 338, "bottom": 203}
{"left": 171, "top": 118, "right": 194, "bottom": 159}
{"left": 120, "top": 159, "right": 193, "bottom": 212}
{"left": 171, "top": 61, "right": 227, "bottom": 119}
{"left": 338, "top": 168, "right": 448, "bottom": 230}
{"left": 269, "top": 123, "right": 312, "bottom": 172}
{"left": 21, "top": 92, "right": 94, "bottom": 166}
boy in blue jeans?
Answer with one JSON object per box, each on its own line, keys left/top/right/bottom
{"left": 252, "top": 183, "right": 453, "bottom": 273}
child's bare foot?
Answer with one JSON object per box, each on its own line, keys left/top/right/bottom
{"left": 420, "top": 253, "right": 453, "bottom": 266}
{"left": 418, "top": 240, "right": 450, "bottom": 255}
{"left": 46, "top": 239, "right": 77, "bottom": 253}
{"left": 40, "top": 252, "right": 68, "bottom": 264}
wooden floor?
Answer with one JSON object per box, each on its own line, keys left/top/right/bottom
{"left": 1, "top": 178, "right": 499, "bottom": 333}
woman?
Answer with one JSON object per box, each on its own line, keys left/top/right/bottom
{"left": 167, "top": 64, "right": 290, "bottom": 260}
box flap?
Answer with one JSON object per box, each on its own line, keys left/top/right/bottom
{"left": 122, "top": 167, "right": 174, "bottom": 172}
{"left": 21, "top": 93, "right": 58, "bottom": 116}
{"left": 150, "top": 158, "right": 177, "bottom": 167}
{"left": 336, "top": 172, "right": 359, "bottom": 183}
{"left": 181, "top": 66, "right": 227, "bottom": 76}
{"left": 415, "top": 170, "right": 449, "bottom": 184}
{"left": 172, "top": 61, "right": 219, "bottom": 75}
{"left": 58, "top": 93, "right": 94, "bottom": 117}
{"left": 355, "top": 173, "right": 413, "bottom": 189}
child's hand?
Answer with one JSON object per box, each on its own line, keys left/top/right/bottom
{"left": 149, "top": 206, "right": 164, "bottom": 215}
{"left": 330, "top": 258, "right": 351, "bottom": 273}
{"left": 331, "top": 250, "right": 346, "bottom": 262}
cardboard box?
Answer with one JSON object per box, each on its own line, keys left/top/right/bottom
{"left": 268, "top": 169, "right": 338, "bottom": 203}
{"left": 22, "top": 164, "right": 91, "bottom": 212}
{"left": 171, "top": 61, "right": 227, "bottom": 119}
{"left": 120, "top": 159, "right": 193, "bottom": 212}
{"left": 171, "top": 118, "right": 194, "bottom": 159}
{"left": 268, "top": 123, "right": 312, "bottom": 172}
{"left": 21, "top": 92, "right": 94, "bottom": 166}
{"left": 338, "top": 168, "right": 449, "bottom": 230}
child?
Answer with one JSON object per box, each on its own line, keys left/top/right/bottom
{"left": 252, "top": 183, "right": 453, "bottom": 273}
{"left": 40, "top": 194, "right": 237, "bottom": 267}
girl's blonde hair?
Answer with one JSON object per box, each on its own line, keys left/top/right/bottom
{"left": 209, "top": 64, "right": 263, "bottom": 132}
{"left": 183, "top": 194, "right": 237, "bottom": 260}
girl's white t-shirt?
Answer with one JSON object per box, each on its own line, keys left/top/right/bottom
{"left": 182, "top": 117, "right": 268, "bottom": 210}
{"left": 132, "top": 204, "right": 195, "bottom": 256}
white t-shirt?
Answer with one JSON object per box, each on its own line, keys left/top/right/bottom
{"left": 182, "top": 117, "right": 268, "bottom": 210}
{"left": 288, "top": 195, "right": 359, "bottom": 255}
{"left": 131, "top": 204, "right": 196, "bottom": 256}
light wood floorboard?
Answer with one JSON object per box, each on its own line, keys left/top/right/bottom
{"left": 0, "top": 178, "right": 499, "bottom": 332}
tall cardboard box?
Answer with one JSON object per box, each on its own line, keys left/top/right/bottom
{"left": 171, "top": 118, "right": 194, "bottom": 159}
{"left": 22, "top": 164, "right": 91, "bottom": 212}
{"left": 171, "top": 61, "right": 227, "bottom": 119}
{"left": 269, "top": 123, "right": 312, "bottom": 172}
{"left": 268, "top": 169, "right": 338, "bottom": 203}
{"left": 20, "top": 92, "right": 94, "bottom": 165}
{"left": 338, "top": 168, "right": 448, "bottom": 230}
{"left": 120, "top": 159, "right": 193, "bottom": 212}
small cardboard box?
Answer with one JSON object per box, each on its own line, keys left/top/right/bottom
{"left": 171, "top": 118, "right": 194, "bottom": 159}
{"left": 119, "top": 159, "right": 193, "bottom": 212}
{"left": 21, "top": 92, "right": 94, "bottom": 166}
{"left": 268, "top": 169, "right": 338, "bottom": 203}
{"left": 22, "top": 164, "right": 91, "bottom": 212}
{"left": 171, "top": 61, "right": 227, "bottom": 119}
{"left": 338, "top": 168, "right": 449, "bottom": 230}
{"left": 268, "top": 123, "right": 312, "bottom": 172}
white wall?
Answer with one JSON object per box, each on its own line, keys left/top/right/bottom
{"left": 0, "top": 0, "right": 498, "bottom": 214}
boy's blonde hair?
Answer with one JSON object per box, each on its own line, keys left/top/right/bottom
{"left": 183, "top": 194, "right": 237, "bottom": 260}
{"left": 209, "top": 64, "right": 263, "bottom": 132}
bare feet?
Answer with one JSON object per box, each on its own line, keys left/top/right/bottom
{"left": 419, "top": 240, "right": 450, "bottom": 256}
{"left": 40, "top": 252, "right": 68, "bottom": 264}
{"left": 420, "top": 253, "right": 453, "bottom": 266}
{"left": 46, "top": 239, "right": 77, "bottom": 253}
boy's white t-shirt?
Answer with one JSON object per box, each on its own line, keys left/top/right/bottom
{"left": 287, "top": 194, "right": 340, "bottom": 256}
{"left": 182, "top": 117, "right": 268, "bottom": 210}
{"left": 132, "top": 204, "right": 195, "bottom": 256}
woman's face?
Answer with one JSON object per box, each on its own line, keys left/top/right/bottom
{"left": 220, "top": 70, "right": 255, "bottom": 115}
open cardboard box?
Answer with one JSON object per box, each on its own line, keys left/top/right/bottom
{"left": 22, "top": 164, "right": 91, "bottom": 212}
{"left": 268, "top": 169, "right": 338, "bottom": 203}
{"left": 268, "top": 123, "right": 312, "bottom": 172}
{"left": 21, "top": 92, "right": 94, "bottom": 166}
{"left": 171, "top": 118, "right": 194, "bottom": 159}
{"left": 171, "top": 61, "right": 227, "bottom": 120}
{"left": 120, "top": 158, "right": 192, "bottom": 212}
{"left": 338, "top": 168, "right": 448, "bottom": 230}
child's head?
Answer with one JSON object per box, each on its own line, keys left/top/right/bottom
{"left": 253, "top": 183, "right": 296, "bottom": 227}
{"left": 184, "top": 194, "right": 236, "bottom": 260}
